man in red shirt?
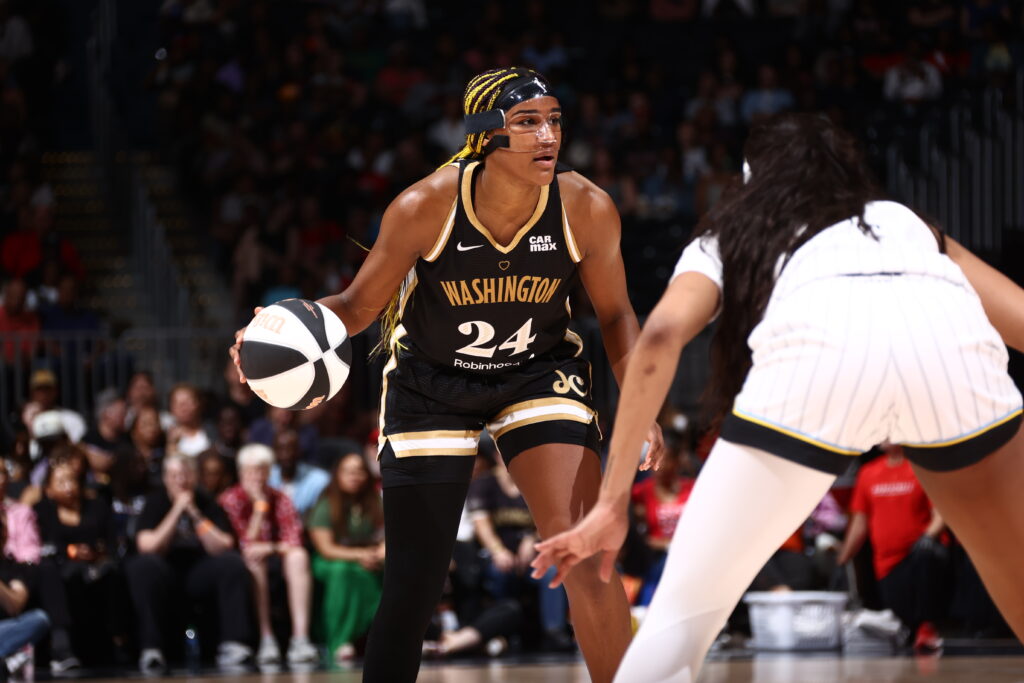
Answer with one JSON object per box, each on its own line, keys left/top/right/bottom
{"left": 219, "top": 444, "right": 318, "bottom": 666}
{"left": 838, "top": 444, "right": 950, "bottom": 652}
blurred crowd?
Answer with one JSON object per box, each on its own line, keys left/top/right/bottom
{"left": 151, "top": 0, "right": 1024, "bottom": 319}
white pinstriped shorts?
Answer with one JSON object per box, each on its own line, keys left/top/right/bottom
{"left": 721, "top": 273, "right": 1023, "bottom": 474}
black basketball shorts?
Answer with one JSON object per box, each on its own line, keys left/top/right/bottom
{"left": 376, "top": 337, "right": 601, "bottom": 488}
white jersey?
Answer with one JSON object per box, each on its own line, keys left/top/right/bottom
{"left": 672, "top": 201, "right": 968, "bottom": 298}
{"left": 672, "top": 200, "right": 1022, "bottom": 474}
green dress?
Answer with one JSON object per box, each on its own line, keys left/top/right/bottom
{"left": 308, "top": 497, "right": 383, "bottom": 655}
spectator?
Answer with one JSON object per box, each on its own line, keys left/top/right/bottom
{"left": 196, "top": 449, "right": 234, "bottom": 499}
{"left": 127, "top": 454, "right": 252, "bottom": 674}
{"left": 740, "top": 65, "right": 795, "bottom": 124}
{"left": 630, "top": 438, "right": 696, "bottom": 605}
{"left": 80, "top": 388, "right": 130, "bottom": 464}
{"left": 26, "top": 370, "right": 86, "bottom": 445}
{"left": 109, "top": 449, "right": 151, "bottom": 560}
{"left": 34, "top": 452, "right": 119, "bottom": 672}
{"left": 0, "top": 455, "right": 39, "bottom": 563}
{"left": 211, "top": 404, "right": 245, "bottom": 460}
{"left": 166, "top": 383, "right": 213, "bottom": 457}
{"left": 128, "top": 404, "right": 166, "bottom": 489}
{"left": 884, "top": 39, "right": 944, "bottom": 104}
{"left": 307, "top": 451, "right": 384, "bottom": 664}
{"left": 268, "top": 429, "right": 329, "bottom": 516}
{"left": 0, "top": 278, "right": 38, "bottom": 364}
{"left": 838, "top": 444, "right": 950, "bottom": 652}
{"left": 249, "top": 406, "right": 318, "bottom": 461}
{"left": 0, "top": 512, "right": 49, "bottom": 679}
{"left": 124, "top": 371, "right": 165, "bottom": 429}
{"left": 466, "top": 453, "right": 572, "bottom": 652}
{"left": 219, "top": 444, "right": 318, "bottom": 665}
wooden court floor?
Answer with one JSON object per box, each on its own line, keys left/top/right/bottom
{"left": 72, "top": 655, "right": 1024, "bottom": 682}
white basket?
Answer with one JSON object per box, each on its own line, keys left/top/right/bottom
{"left": 743, "top": 591, "right": 848, "bottom": 651}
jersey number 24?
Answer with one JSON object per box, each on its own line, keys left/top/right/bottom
{"left": 457, "top": 319, "right": 537, "bottom": 358}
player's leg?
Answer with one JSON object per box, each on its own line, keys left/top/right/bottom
{"left": 613, "top": 439, "right": 836, "bottom": 683}
{"left": 362, "top": 477, "right": 470, "bottom": 683}
{"left": 909, "top": 420, "right": 1024, "bottom": 642}
{"left": 508, "top": 442, "right": 631, "bottom": 683}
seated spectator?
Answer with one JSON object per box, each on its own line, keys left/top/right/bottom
{"left": 307, "top": 451, "right": 384, "bottom": 664}
{"left": 166, "top": 383, "right": 213, "bottom": 457}
{"left": 838, "top": 444, "right": 950, "bottom": 652}
{"left": 211, "top": 404, "right": 245, "bottom": 460}
{"left": 0, "top": 512, "right": 50, "bottom": 679}
{"left": 80, "top": 388, "right": 130, "bottom": 465}
{"left": 0, "top": 455, "right": 40, "bottom": 564}
{"left": 249, "top": 406, "right": 318, "bottom": 460}
{"left": 631, "top": 437, "right": 696, "bottom": 605}
{"left": 740, "top": 65, "right": 795, "bottom": 124}
{"left": 27, "top": 370, "right": 86, "bottom": 448}
{"left": 129, "top": 404, "right": 166, "bottom": 489}
{"left": 269, "top": 429, "right": 329, "bottom": 516}
{"left": 34, "top": 453, "right": 120, "bottom": 673}
{"left": 221, "top": 359, "right": 264, "bottom": 425}
{"left": 884, "top": 39, "right": 943, "bottom": 105}
{"left": 0, "top": 278, "right": 38, "bottom": 364}
{"left": 127, "top": 454, "right": 253, "bottom": 674}
{"left": 467, "top": 450, "right": 571, "bottom": 652}
{"left": 219, "top": 444, "right": 318, "bottom": 665}
{"left": 197, "top": 449, "right": 235, "bottom": 499}
{"left": 109, "top": 449, "right": 152, "bottom": 560}
{"left": 124, "top": 371, "right": 166, "bottom": 429}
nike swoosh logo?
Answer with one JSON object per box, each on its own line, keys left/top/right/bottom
{"left": 457, "top": 242, "right": 483, "bottom": 251}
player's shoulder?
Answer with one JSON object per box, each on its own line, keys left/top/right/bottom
{"left": 387, "top": 164, "right": 460, "bottom": 223}
{"left": 557, "top": 170, "right": 618, "bottom": 234}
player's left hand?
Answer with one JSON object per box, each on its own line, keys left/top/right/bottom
{"left": 530, "top": 502, "right": 627, "bottom": 589}
{"left": 639, "top": 422, "right": 666, "bottom": 471}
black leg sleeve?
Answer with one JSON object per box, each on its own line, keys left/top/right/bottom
{"left": 362, "top": 482, "right": 469, "bottom": 683}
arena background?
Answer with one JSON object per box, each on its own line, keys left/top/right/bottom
{"left": 0, "top": 0, "right": 1021, "bottom": 679}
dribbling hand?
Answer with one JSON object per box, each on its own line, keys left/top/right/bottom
{"left": 228, "top": 307, "right": 263, "bottom": 383}
{"left": 530, "top": 502, "right": 628, "bottom": 589}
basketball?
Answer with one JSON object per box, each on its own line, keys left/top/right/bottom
{"left": 239, "top": 299, "right": 352, "bottom": 410}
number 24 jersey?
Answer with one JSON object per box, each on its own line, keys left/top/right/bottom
{"left": 397, "top": 160, "right": 584, "bottom": 373}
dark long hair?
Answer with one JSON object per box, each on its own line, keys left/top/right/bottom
{"left": 324, "top": 452, "right": 382, "bottom": 543}
{"left": 696, "top": 114, "right": 892, "bottom": 427}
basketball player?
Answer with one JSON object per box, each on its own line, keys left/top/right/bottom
{"left": 531, "top": 113, "right": 1024, "bottom": 682}
{"left": 230, "top": 67, "right": 663, "bottom": 682}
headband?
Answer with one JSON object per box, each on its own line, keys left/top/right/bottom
{"left": 463, "top": 73, "right": 555, "bottom": 144}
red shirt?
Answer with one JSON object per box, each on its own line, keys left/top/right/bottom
{"left": 218, "top": 485, "right": 303, "bottom": 549}
{"left": 631, "top": 477, "right": 695, "bottom": 541}
{"left": 851, "top": 457, "right": 933, "bottom": 579}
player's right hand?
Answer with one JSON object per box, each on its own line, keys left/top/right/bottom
{"left": 228, "top": 306, "right": 263, "bottom": 383}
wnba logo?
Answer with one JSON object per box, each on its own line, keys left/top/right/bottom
{"left": 252, "top": 311, "right": 286, "bottom": 334}
{"left": 553, "top": 370, "right": 586, "bottom": 397}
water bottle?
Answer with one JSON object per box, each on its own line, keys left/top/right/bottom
{"left": 184, "top": 624, "right": 200, "bottom": 670}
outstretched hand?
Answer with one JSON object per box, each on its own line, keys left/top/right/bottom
{"left": 227, "top": 306, "right": 263, "bottom": 383}
{"left": 530, "top": 502, "right": 628, "bottom": 589}
{"left": 640, "top": 422, "right": 667, "bottom": 471}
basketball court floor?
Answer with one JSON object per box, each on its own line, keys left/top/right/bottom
{"left": 68, "top": 654, "right": 1024, "bottom": 682}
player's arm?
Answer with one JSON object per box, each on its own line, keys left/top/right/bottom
{"left": 597, "top": 272, "right": 719, "bottom": 507}
{"left": 573, "top": 185, "right": 640, "bottom": 386}
{"left": 836, "top": 512, "right": 868, "bottom": 565}
{"left": 944, "top": 236, "right": 1024, "bottom": 353}
{"left": 318, "top": 171, "right": 456, "bottom": 336}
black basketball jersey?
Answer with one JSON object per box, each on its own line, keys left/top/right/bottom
{"left": 397, "top": 160, "right": 583, "bottom": 373}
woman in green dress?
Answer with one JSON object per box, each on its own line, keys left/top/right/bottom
{"left": 308, "top": 452, "right": 385, "bottom": 664}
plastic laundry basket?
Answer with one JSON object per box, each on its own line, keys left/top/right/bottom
{"left": 743, "top": 591, "right": 848, "bottom": 651}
